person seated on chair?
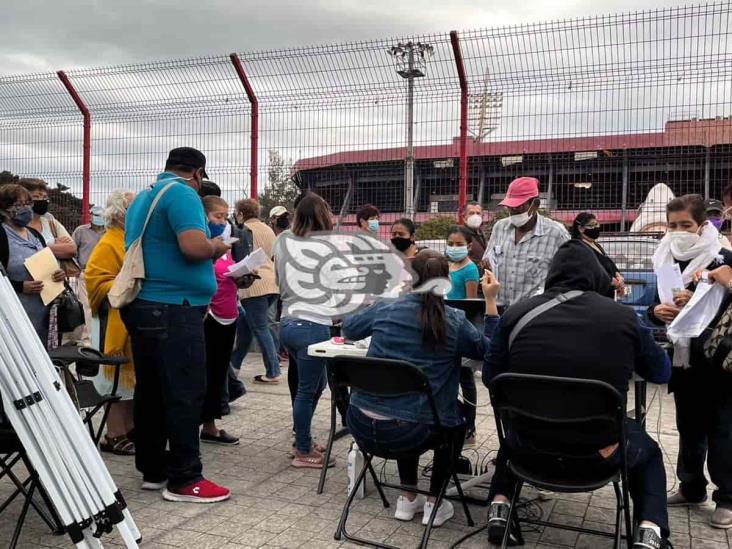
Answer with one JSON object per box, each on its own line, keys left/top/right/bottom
{"left": 482, "top": 239, "right": 672, "bottom": 548}
{"left": 342, "top": 249, "right": 501, "bottom": 528}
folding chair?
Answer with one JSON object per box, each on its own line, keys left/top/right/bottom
{"left": 47, "top": 346, "right": 128, "bottom": 445}
{"left": 489, "top": 373, "right": 633, "bottom": 549}
{"left": 0, "top": 425, "right": 64, "bottom": 548}
{"left": 332, "top": 356, "right": 475, "bottom": 549}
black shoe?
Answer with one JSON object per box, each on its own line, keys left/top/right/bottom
{"left": 634, "top": 526, "right": 668, "bottom": 549}
{"left": 487, "top": 502, "right": 521, "bottom": 546}
{"left": 201, "top": 429, "right": 240, "bottom": 446}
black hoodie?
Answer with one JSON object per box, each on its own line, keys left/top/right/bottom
{"left": 483, "top": 240, "right": 670, "bottom": 448}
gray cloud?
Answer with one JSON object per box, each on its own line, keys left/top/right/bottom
{"left": 2, "top": 0, "right": 684, "bottom": 74}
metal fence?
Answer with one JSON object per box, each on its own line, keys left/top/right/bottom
{"left": 0, "top": 3, "right": 730, "bottom": 238}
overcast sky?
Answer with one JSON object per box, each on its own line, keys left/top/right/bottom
{"left": 2, "top": 0, "right": 686, "bottom": 75}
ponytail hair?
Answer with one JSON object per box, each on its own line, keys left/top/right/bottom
{"left": 411, "top": 250, "right": 449, "bottom": 348}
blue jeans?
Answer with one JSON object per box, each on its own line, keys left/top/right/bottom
{"left": 241, "top": 294, "right": 281, "bottom": 379}
{"left": 120, "top": 299, "right": 207, "bottom": 489}
{"left": 280, "top": 318, "right": 330, "bottom": 453}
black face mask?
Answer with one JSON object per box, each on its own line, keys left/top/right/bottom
{"left": 32, "top": 199, "right": 49, "bottom": 216}
{"left": 391, "top": 236, "right": 413, "bottom": 252}
{"left": 275, "top": 216, "right": 290, "bottom": 230}
{"left": 583, "top": 227, "right": 601, "bottom": 240}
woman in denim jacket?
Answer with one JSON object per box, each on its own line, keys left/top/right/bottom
{"left": 343, "top": 250, "right": 500, "bottom": 527}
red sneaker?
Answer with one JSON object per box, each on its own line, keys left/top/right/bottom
{"left": 162, "top": 479, "right": 231, "bottom": 503}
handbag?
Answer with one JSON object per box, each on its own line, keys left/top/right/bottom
{"left": 48, "top": 218, "right": 82, "bottom": 278}
{"left": 703, "top": 302, "right": 732, "bottom": 373}
{"left": 108, "top": 182, "right": 175, "bottom": 309}
{"left": 55, "top": 282, "right": 85, "bottom": 333}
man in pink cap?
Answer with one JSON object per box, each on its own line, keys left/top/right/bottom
{"left": 482, "top": 177, "right": 569, "bottom": 310}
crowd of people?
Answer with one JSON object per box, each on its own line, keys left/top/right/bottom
{"left": 2, "top": 147, "right": 732, "bottom": 546}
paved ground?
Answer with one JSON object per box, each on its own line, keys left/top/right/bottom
{"left": 2, "top": 355, "right": 730, "bottom": 549}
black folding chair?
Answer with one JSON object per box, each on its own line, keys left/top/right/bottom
{"left": 332, "top": 356, "right": 475, "bottom": 549}
{"left": 0, "top": 425, "right": 64, "bottom": 548}
{"left": 489, "top": 373, "right": 633, "bottom": 549}
{"left": 48, "top": 346, "right": 128, "bottom": 446}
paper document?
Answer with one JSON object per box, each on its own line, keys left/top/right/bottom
{"left": 655, "top": 264, "right": 684, "bottom": 305}
{"left": 24, "top": 247, "right": 63, "bottom": 305}
{"left": 667, "top": 280, "right": 727, "bottom": 339}
{"left": 225, "top": 248, "right": 267, "bottom": 278}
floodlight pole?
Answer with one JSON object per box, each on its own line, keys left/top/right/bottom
{"left": 405, "top": 48, "right": 416, "bottom": 221}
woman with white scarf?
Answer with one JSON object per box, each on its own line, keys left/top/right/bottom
{"left": 649, "top": 194, "right": 732, "bottom": 530}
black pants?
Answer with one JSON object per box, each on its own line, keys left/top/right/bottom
{"left": 672, "top": 369, "right": 732, "bottom": 508}
{"left": 203, "top": 316, "right": 237, "bottom": 422}
{"left": 459, "top": 367, "right": 477, "bottom": 433}
{"left": 347, "top": 406, "right": 465, "bottom": 496}
{"left": 121, "top": 299, "right": 207, "bottom": 489}
{"left": 489, "top": 420, "right": 670, "bottom": 537}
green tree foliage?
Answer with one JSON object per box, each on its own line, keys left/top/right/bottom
{"left": 414, "top": 216, "right": 458, "bottom": 240}
{"left": 257, "top": 150, "right": 300, "bottom": 219}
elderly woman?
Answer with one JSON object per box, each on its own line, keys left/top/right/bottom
{"left": 84, "top": 189, "right": 136, "bottom": 455}
{"left": 0, "top": 184, "right": 65, "bottom": 346}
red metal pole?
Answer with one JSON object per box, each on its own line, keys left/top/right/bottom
{"left": 57, "top": 71, "right": 91, "bottom": 224}
{"left": 230, "top": 53, "right": 259, "bottom": 199}
{"left": 450, "top": 31, "right": 469, "bottom": 224}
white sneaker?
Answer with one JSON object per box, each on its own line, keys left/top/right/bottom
{"left": 422, "top": 499, "right": 454, "bottom": 527}
{"left": 394, "top": 494, "right": 427, "bottom": 521}
{"left": 141, "top": 480, "right": 167, "bottom": 491}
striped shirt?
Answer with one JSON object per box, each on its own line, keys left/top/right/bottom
{"left": 482, "top": 215, "right": 569, "bottom": 308}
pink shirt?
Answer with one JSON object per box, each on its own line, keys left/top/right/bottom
{"left": 210, "top": 254, "right": 239, "bottom": 322}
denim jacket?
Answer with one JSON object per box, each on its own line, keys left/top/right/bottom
{"left": 342, "top": 294, "right": 497, "bottom": 427}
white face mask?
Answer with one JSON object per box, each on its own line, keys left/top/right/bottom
{"left": 668, "top": 230, "right": 700, "bottom": 255}
{"left": 465, "top": 214, "right": 482, "bottom": 230}
{"left": 508, "top": 210, "right": 533, "bottom": 228}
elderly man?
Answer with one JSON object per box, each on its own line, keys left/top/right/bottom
{"left": 482, "top": 177, "right": 569, "bottom": 311}
{"left": 463, "top": 200, "right": 487, "bottom": 264}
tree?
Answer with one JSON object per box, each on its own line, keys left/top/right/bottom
{"left": 0, "top": 171, "right": 19, "bottom": 186}
{"left": 414, "top": 216, "right": 458, "bottom": 240}
{"left": 257, "top": 150, "right": 300, "bottom": 219}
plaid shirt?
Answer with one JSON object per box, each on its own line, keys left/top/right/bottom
{"left": 482, "top": 215, "right": 569, "bottom": 308}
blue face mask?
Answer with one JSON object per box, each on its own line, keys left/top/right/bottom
{"left": 91, "top": 215, "right": 105, "bottom": 227}
{"left": 208, "top": 221, "right": 226, "bottom": 238}
{"left": 446, "top": 245, "right": 469, "bottom": 262}
{"left": 367, "top": 219, "right": 379, "bottom": 233}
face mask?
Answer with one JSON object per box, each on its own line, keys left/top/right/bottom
{"left": 10, "top": 206, "right": 33, "bottom": 227}
{"left": 208, "top": 221, "right": 225, "bottom": 238}
{"left": 446, "top": 245, "right": 469, "bottom": 262}
{"left": 508, "top": 210, "right": 533, "bottom": 228}
{"left": 583, "top": 226, "right": 601, "bottom": 240}
{"left": 669, "top": 230, "right": 700, "bottom": 254}
{"left": 465, "top": 214, "right": 482, "bottom": 230}
{"left": 275, "top": 216, "right": 290, "bottom": 230}
{"left": 32, "top": 199, "right": 49, "bottom": 216}
{"left": 710, "top": 218, "right": 723, "bottom": 230}
{"left": 391, "top": 236, "right": 413, "bottom": 252}
{"left": 367, "top": 219, "right": 379, "bottom": 233}
{"left": 91, "top": 215, "right": 105, "bottom": 227}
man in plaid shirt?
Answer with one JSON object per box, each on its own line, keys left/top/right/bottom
{"left": 482, "top": 177, "right": 569, "bottom": 310}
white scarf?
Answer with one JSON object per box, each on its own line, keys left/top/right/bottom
{"left": 652, "top": 222, "right": 722, "bottom": 367}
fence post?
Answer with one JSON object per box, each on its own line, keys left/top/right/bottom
{"left": 450, "top": 31, "right": 469, "bottom": 223}
{"left": 704, "top": 147, "right": 711, "bottom": 200}
{"left": 230, "top": 53, "right": 259, "bottom": 199}
{"left": 57, "top": 71, "right": 91, "bottom": 224}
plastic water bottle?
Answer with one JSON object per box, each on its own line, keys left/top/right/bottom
{"left": 347, "top": 441, "right": 365, "bottom": 499}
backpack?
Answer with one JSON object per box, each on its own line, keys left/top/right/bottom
{"left": 107, "top": 183, "right": 175, "bottom": 309}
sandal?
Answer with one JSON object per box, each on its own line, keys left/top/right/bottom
{"left": 288, "top": 441, "right": 327, "bottom": 458}
{"left": 291, "top": 450, "right": 336, "bottom": 469}
{"left": 253, "top": 375, "right": 281, "bottom": 384}
{"left": 100, "top": 435, "right": 135, "bottom": 456}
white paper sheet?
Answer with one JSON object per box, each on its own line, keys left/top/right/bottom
{"left": 23, "top": 247, "right": 63, "bottom": 305}
{"left": 655, "top": 263, "right": 684, "bottom": 305}
{"left": 225, "top": 247, "right": 267, "bottom": 278}
{"left": 667, "top": 280, "right": 727, "bottom": 339}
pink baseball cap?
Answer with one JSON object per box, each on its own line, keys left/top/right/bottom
{"left": 499, "top": 177, "right": 540, "bottom": 208}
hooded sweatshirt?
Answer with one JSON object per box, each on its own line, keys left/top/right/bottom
{"left": 482, "top": 240, "right": 670, "bottom": 449}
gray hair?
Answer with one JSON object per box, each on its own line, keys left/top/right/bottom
{"left": 104, "top": 189, "right": 134, "bottom": 228}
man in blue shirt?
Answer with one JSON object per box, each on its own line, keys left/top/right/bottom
{"left": 120, "top": 147, "right": 231, "bottom": 503}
